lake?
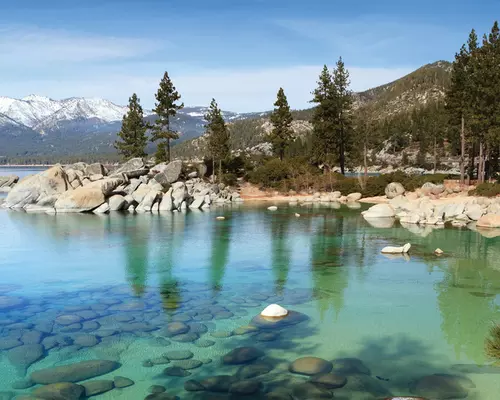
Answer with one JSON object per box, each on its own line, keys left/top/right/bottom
{"left": 0, "top": 201, "right": 499, "bottom": 399}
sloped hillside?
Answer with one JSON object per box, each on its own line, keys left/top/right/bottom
{"left": 173, "top": 61, "right": 453, "bottom": 159}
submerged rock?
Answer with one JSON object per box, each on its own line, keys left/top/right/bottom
{"left": 32, "top": 382, "right": 85, "bottom": 400}
{"left": 7, "top": 344, "right": 44, "bottom": 370}
{"left": 0, "top": 295, "right": 26, "bottom": 311}
{"left": 222, "top": 347, "right": 264, "bottom": 365}
{"left": 237, "top": 362, "right": 273, "bottom": 379}
{"left": 164, "top": 350, "right": 193, "bottom": 360}
{"left": 31, "top": 360, "right": 121, "bottom": 384}
{"left": 331, "top": 358, "right": 371, "bottom": 376}
{"left": 409, "top": 373, "right": 474, "bottom": 399}
{"left": 289, "top": 357, "right": 333, "bottom": 376}
{"left": 251, "top": 310, "right": 308, "bottom": 329}
{"left": 310, "top": 373, "right": 347, "bottom": 388}
{"left": 292, "top": 382, "right": 332, "bottom": 399}
{"left": 81, "top": 380, "right": 114, "bottom": 396}
{"left": 113, "top": 376, "right": 134, "bottom": 388}
{"left": 200, "top": 375, "right": 239, "bottom": 392}
{"left": 230, "top": 379, "right": 263, "bottom": 395}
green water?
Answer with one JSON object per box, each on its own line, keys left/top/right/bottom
{"left": 0, "top": 203, "right": 499, "bottom": 399}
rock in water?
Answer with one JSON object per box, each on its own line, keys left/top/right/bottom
{"left": 385, "top": 182, "right": 406, "bottom": 199}
{"left": 55, "top": 187, "right": 105, "bottom": 213}
{"left": 381, "top": 243, "right": 411, "bottom": 254}
{"left": 32, "top": 382, "right": 85, "bottom": 400}
{"left": 289, "top": 357, "right": 333, "bottom": 376}
{"left": 260, "top": 304, "right": 288, "bottom": 318}
{"left": 268, "top": 206, "right": 278, "bottom": 211}
{"left": 362, "top": 203, "right": 396, "bottom": 218}
{"left": 477, "top": 214, "right": 500, "bottom": 228}
{"left": 222, "top": 347, "right": 264, "bottom": 364}
{"left": 347, "top": 192, "right": 362, "bottom": 202}
{"left": 0, "top": 295, "right": 26, "bottom": 311}
{"left": 435, "top": 248, "right": 444, "bottom": 255}
{"left": 114, "top": 376, "right": 134, "bottom": 388}
{"left": 7, "top": 344, "right": 44, "bottom": 370}
{"left": 81, "top": 380, "right": 114, "bottom": 396}
{"left": 4, "top": 165, "right": 70, "bottom": 208}
{"left": 331, "top": 358, "right": 371, "bottom": 375}
{"left": 31, "top": 360, "right": 121, "bottom": 384}
{"left": 310, "top": 373, "right": 347, "bottom": 389}
{"left": 409, "top": 374, "right": 473, "bottom": 399}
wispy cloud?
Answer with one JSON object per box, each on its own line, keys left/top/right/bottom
{"left": 0, "top": 25, "right": 162, "bottom": 65}
{"left": 274, "top": 16, "right": 459, "bottom": 66}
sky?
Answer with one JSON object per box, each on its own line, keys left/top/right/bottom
{"left": 1, "top": 0, "right": 499, "bottom": 112}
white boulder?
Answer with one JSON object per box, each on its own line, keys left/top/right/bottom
{"left": 260, "top": 304, "right": 288, "bottom": 318}
{"left": 381, "top": 243, "right": 411, "bottom": 254}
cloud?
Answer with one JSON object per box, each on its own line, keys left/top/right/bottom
{"left": 1, "top": 64, "right": 414, "bottom": 112}
{"left": 274, "top": 16, "right": 458, "bottom": 66}
{"left": 0, "top": 25, "right": 161, "bottom": 65}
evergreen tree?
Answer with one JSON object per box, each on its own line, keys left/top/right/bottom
{"left": 151, "top": 72, "right": 184, "bottom": 163}
{"left": 446, "top": 44, "right": 470, "bottom": 184}
{"left": 205, "top": 99, "right": 230, "bottom": 182}
{"left": 114, "top": 93, "right": 148, "bottom": 160}
{"left": 269, "top": 87, "right": 294, "bottom": 160}
{"left": 310, "top": 59, "right": 354, "bottom": 175}
{"left": 354, "top": 105, "right": 379, "bottom": 178}
{"left": 332, "top": 57, "right": 354, "bottom": 175}
{"left": 311, "top": 65, "right": 337, "bottom": 170}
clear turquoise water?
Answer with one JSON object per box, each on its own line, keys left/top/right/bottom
{"left": 0, "top": 201, "right": 500, "bottom": 399}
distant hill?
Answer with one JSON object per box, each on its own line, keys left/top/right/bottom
{"left": 173, "top": 60, "right": 453, "bottom": 159}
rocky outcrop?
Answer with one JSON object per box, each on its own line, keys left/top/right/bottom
{"left": 385, "top": 182, "right": 405, "bottom": 199}
{"left": 362, "top": 204, "right": 395, "bottom": 218}
{"left": 477, "top": 214, "right": 500, "bottom": 228}
{"left": 55, "top": 187, "right": 105, "bottom": 213}
{"left": 4, "top": 165, "right": 70, "bottom": 208}
{"left": 2, "top": 160, "right": 242, "bottom": 214}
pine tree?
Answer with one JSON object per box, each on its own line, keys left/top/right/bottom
{"left": 205, "top": 99, "right": 230, "bottom": 182}
{"left": 114, "top": 93, "right": 148, "bottom": 160}
{"left": 269, "top": 87, "right": 294, "bottom": 160}
{"left": 354, "top": 105, "right": 379, "bottom": 178}
{"left": 151, "top": 72, "right": 184, "bottom": 163}
{"left": 332, "top": 57, "right": 354, "bottom": 175}
{"left": 311, "top": 65, "right": 337, "bottom": 170}
{"left": 446, "top": 44, "right": 470, "bottom": 184}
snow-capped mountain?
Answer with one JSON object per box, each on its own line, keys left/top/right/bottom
{"left": 0, "top": 95, "right": 144, "bottom": 132}
{"left": 0, "top": 95, "right": 257, "bottom": 157}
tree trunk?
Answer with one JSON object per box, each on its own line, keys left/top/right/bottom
{"left": 460, "top": 114, "right": 465, "bottom": 186}
{"left": 166, "top": 139, "right": 171, "bottom": 163}
{"left": 478, "top": 140, "right": 484, "bottom": 184}
{"left": 363, "top": 142, "right": 368, "bottom": 179}
{"left": 212, "top": 159, "right": 215, "bottom": 183}
{"left": 433, "top": 137, "right": 437, "bottom": 174}
{"left": 340, "top": 127, "right": 345, "bottom": 175}
{"left": 218, "top": 159, "right": 222, "bottom": 184}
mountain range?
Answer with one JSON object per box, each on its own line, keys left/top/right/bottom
{"left": 0, "top": 95, "right": 256, "bottom": 158}
{"left": 0, "top": 60, "right": 452, "bottom": 160}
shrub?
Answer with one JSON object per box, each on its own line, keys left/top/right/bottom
{"left": 222, "top": 173, "right": 238, "bottom": 187}
{"left": 249, "top": 159, "right": 291, "bottom": 188}
{"left": 471, "top": 183, "right": 500, "bottom": 197}
{"left": 485, "top": 324, "right": 500, "bottom": 360}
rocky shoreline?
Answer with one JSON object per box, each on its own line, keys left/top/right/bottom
{"left": 361, "top": 181, "right": 500, "bottom": 237}
{"left": 0, "top": 158, "right": 242, "bottom": 214}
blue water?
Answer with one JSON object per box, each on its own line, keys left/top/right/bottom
{"left": 0, "top": 200, "right": 499, "bottom": 399}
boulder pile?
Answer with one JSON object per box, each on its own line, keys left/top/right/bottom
{"left": 2, "top": 158, "right": 243, "bottom": 213}
{"left": 362, "top": 182, "right": 500, "bottom": 230}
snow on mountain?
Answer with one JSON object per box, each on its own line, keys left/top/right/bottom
{"left": 0, "top": 95, "right": 153, "bottom": 132}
